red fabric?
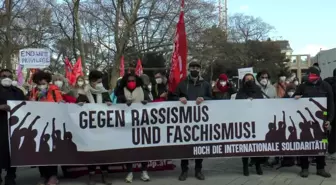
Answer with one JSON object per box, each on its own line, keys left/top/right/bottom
{"left": 153, "top": 97, "right": 166, "bottom": 102}
{"left": 64, "top": 57, "right": 74, "bottom": 85}
{"left": 216, "top": 74, "right": 229, "bottom": 92}
{"left": 62, "top": 94, "right": 77, "bottom": 103}
{"left": 28, "top": 69, "right": 39, "bottom": 84}
{"left": 168, "top": 1, "right": 187, "bottom": 93}
{"left": 72, "top": 57, "right": 84, "bottom": 86}
{"left": 308, "top": 74, "right": 320, "bottom": 82}
{"left": 120, "top": 56, "right": 125, "bottom": 77}
{"left": 135, "top": 59, "right": 143, "bottom": 76}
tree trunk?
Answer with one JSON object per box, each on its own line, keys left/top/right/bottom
{"left": 110, "top": 0, "right": 142, "bottom": 89}
{"left": 73, "top": 0, "right": 86, "bottom": 73}
{"left": 4, "top": 0, "right": 12, "bottom": 70}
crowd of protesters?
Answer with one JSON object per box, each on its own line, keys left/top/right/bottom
{"left": 0, "top": 61, "right": 336, "bottom": 185}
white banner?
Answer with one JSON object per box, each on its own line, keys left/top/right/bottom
{"left": 19, "top": 48, "right": 50, "bottom": 68}
{"left": 8, "top": 98, "right": 328, "bottom": 166}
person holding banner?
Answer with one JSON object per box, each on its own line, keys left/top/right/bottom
{"left": 235, "top": 73, "right": 264, "bottom": 176}
{"left": 212, "top": 73, "right": 236, "bottom": 99}
{"left": 172, "top": 61, "right": 212, "bottom": 181}
{"left": 116, "top": 72, "right": 151, "bottom": 183}
{"left": 76, "top": 70, "right": 113, "bottom": 185}
{"left": 294, "top": 67, "right": 334, "bottom": 178}
{"left": 30, "top": 70, "right": 63, "bottom": 185}
{"left": 0, "top": 69, "right": 26, "bottom": 185}
{"left": 153, "top": 71, "right": 168, "bottom": 101}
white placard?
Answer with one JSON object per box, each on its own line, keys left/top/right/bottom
{"left": 19, "top": 48, "right": 50, "bottom": 68}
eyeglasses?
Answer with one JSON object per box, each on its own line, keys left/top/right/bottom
{"left": 260, "top": 76, "right": 268, "bottom": 79}
{"left": 0, "top": 75, "right": 13, "bottom": 79}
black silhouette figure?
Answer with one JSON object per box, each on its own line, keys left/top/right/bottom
{"left": 63, "top": 123, "right": 77, "bottom": 152}
{"left": 309, "top": 98, "right": 327, "bottom": 120}
{"left": 287, "top": 116, "right": 297, "bottom": 141}
{"left": 297, "top": 110, "right": 314, "bottom": 141}
{"left": 52, "top": 118, "right": 63, "bottom": 153}
{"left": 11, "top": 112, "right": 31, "bottom": 152}
{"left": 276, "top": 111, "right": 287, "bottom": 141}
{"left": 265, "top": 115, "right": 277, "bottom": 141}
{"left": 305, "top": 107, "right": 325, "bottom": 140}
{"left": 19, "top": 115, "right": 41, "bottom": 154}
{"left": 9, "top": 101, "right": 27, "bottom": 126}
{"left": 39, "top": 122, "right": 51, "bottom": 153}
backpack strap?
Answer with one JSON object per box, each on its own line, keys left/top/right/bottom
{"left": 51, "top": 90, "right": 57, "bottom": 102}
{"left": 261, "top": 91, "right": 270, "bottom": 99}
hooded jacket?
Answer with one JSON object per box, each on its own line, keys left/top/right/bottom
{"left": 256, "top": 80, "right": 277, "bottom": 99}
{"left": 294, "top": 79, "right": 335, "bottom": 122}
{"left": 173, "top": 75, "right": 212, "bottom": 101}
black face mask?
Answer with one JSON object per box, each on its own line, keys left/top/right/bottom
{"left": 190, "top": 70, "right": 199, "bottom": 78}
{"left": 245, "top": 80, "right": 255, "bottom": 87}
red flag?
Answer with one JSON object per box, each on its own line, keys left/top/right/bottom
{"left": 120, "top": 56, "right": 125, "bottom": 77}
{"left": 168, "top": 0, "right": 187, "bottom": 93}
{"left": 72, "top": 57, "right": 84, "bottom": 85}
{"left": 135, "top": 59, "right": 143, "bottom": 76}
{"left": 64, "top": 57, "right": 74, "bottom": 85}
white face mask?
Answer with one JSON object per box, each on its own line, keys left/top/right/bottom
{"left": 155, "top": 78, "right": 163, "bottom": 84}
{"left": 85, "top": 80, "right": 89, "bottom": 84}
{"left": 294, "top": 81, "right": 299, "bottom": 85}
{"left": 1, "top": 78, "right": 12, "bottom": 87}
{"left": 54, "top": 80, "right": 63, "bottom": 88}
{"left": 11, "top": 80, "right": 18, "bottom": 87}
{"left": 38, "top": 84, "right": 48, "bottom": 90}
{"left": 77, "top": 81, "right": 84, "bottom": 87}
{"left": 288, "top": 92, "right": 294, "bottom": 97}
{"left": 219, "top": 81, "right": 226, "bottom": 86}
{"left": 148, "top": 85, "right": 152, "bottom": 91}
{"left": 95, "top": 83, "right": 104, "bottom": 89}
{"left": 260, "top": 79, "right": 268, "bottom": 86}
{"left": 279, "top": 76, "right": 286, "bottom": 82}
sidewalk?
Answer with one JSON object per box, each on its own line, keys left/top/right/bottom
{"left": 10, "top": 158, "right": 336, "bottom": 185}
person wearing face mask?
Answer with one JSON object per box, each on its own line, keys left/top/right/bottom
{"left": 52, "top": 74, "right": 76, "bottom": 103}
{"left": 76, "top": 70, "right": 112, "bottom": 185}
{"left": 273, "top": 72, "right": 287, "bottom": 98}
{"left": 30, "top": 70, "right": 63, "bottom": 185}
{"left": 153, "top": 72, "right": 168, "bottom": 101}
{"left": 212, "top": 73, "right": 236, "bottom": 99}
{"left": 256, "top": 70, "right": 277, "bottom": 99}
{"left": 172, "top": 61, "right": 212, "bottom": 181}
{"left": 0, "top": 69, "right": 26, "bottom": 185}
{"left": 236, "top": 73, "right": 264, "bottom": 176}
{"left": 294, "top": 66, "right": 334, "bottom": 178}
{"left": 140, "top": 74, "right": 154, "bottom": 101}
{"left": 116, "top": 72, "right": 150, "bottom": 183}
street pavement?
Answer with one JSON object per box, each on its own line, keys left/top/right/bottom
{"left": 4, "top": 158, "right": 336, "bottom": 185}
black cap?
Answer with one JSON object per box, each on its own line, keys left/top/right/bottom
{"left": 308, "top": 66, "right": 321, "bottom": 75}
{"left": 188, "top": 61, "right": 201, "bottom": 68}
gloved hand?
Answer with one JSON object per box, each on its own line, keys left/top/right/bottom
{"left": 126, "top": 100, "right": 132, "bottom": 106}
{"left": 141, "top": 100, "right": 148, "bottom": 105}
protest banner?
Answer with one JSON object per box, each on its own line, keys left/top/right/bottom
{"left": 8, "top": 98, "right": 328, "bottom": 166}
{"left": 19, "top": 48, "right": 50, "bottom": 68}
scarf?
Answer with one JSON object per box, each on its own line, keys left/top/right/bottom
{"left": 124, "top": 87, "right": 144, "bottom": 103}
{"left": 84, "top": 85, "right": 107, "bottom": 103}
{"left": 36, "top": 89, "right": 48, "bottom": 101}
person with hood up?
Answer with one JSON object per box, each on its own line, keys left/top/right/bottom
{"left": 212, "top": 73, "right": 236, "bottom": 99}
{"left": 116, "top": 72, "right": 150, "bottom": 183}
{"left": 256, "top": 70, "right": 277, "bottom": 99}
{"left": 52, "top": 74, "right": 77, "bottom": 103}
{"left": 173, "top": 61, "right": 212, "bottom": 181}
{"left": 76, "top": 70, "right": 113, "bottom": 185}
{"left": 140, "top": 74, "right": 154, "bottom": 101}
{"left": 294, "top": 66, "right": 334, "bottom": 178}
{"left": 153, "top": 71, "right": 168, "bottom": 101}
{"left": 235, "top": 73, "right": 264, "bottom": 176}
{"left": 274, "top": 72, "right": 287, "bottom": 98}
